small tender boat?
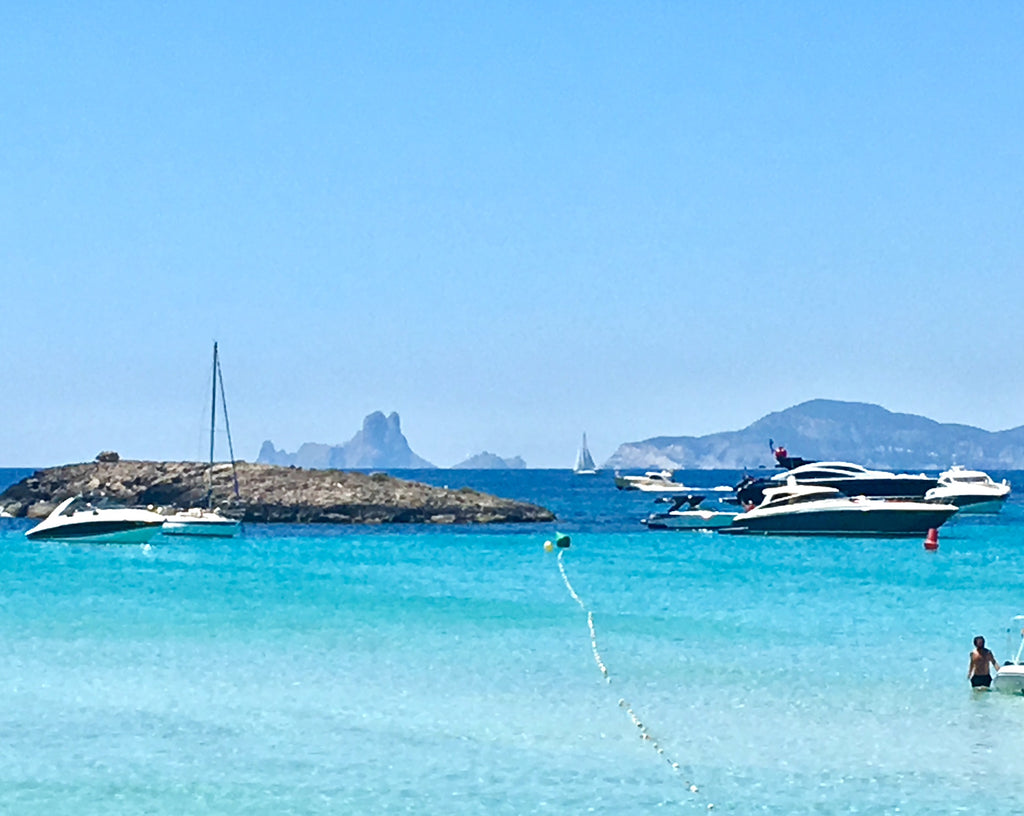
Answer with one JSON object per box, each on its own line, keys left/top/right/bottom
{"left": 641, "top": 495, "right": 737, "bottom": 531}
{"left": 573, "top": 432, "right": 598, "bottom": 475}
{"left": 161, "top": 507, "right": 240, "bottom": 537}
{"left": 722, "top": 481, "right": 958, "bottom": 536}
{"left": 26, "top": 496, "right": 166, "bottom": 544}
{"left": 993, "top": 617, "right": 1024, "bottom": 695}
{"left": 925, "top": 466, "right": 1010, "bottom": 513}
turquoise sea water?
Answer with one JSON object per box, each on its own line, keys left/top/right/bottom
{"left": 2, "top": 467, "right": 1024, "bottom": 814}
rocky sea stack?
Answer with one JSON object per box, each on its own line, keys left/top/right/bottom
{"left": 0, "top": 461, "right": 555, "bottom": 525}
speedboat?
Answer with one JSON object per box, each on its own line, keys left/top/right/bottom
{"left": 735, "top": 461, "right": 938, "bottom": 507}
{"left": 161, "top": 507, "right": 241, "bottom": 537}
{"left": 614, "top": 470, "right": 692, "bottom": 493}
{"left": 641, "top": 495, "right": 737, "bottom": 531}
{"left": 722, "top": 481, "right": 958, "bottom": 536}
{"left": 993, "top": 617, "right": 1024, "bottom": 695}
{"left": 25, "top": 496, "right": 166, "bottom": 544}
{"left": 924, "top": 466, "right": 1010, "bottom": 513}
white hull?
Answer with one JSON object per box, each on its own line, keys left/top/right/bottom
{"left": 635, "top": 481, "right": 693, "bottom": 493}
{"left": 993, "top": 665, "right": 1024, "bottom": 695}
{"left": 26, "top": 498, "right": 166, "bottom": 544}
{"left": 162, "top": 510, "right": 240, "bottom": 538}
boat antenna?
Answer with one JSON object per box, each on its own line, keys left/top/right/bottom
{"left": 215, "top": 348, "right": 240, "bottom": 498}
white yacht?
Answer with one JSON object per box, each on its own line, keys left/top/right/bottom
{"left": 26, "top": 496, "right": 166, "bottom": 544}
{"left": 614, "top": 470, "right": 687, "bottom": 492}
{"left": 722, "top": 481, "right": 958, "bottom": 536}
{"left": 993, "top": 617, "right": 1024, "bottom": 695}
{"left": 925, "top": 466, "right": 1010, "bottom": 513}
{"left": 641, "top": 495, "right": 737, "bottom": 531}
{"left": 162, "top": 507, "right": 240, "bottom": 537}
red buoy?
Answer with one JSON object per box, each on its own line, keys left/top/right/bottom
{"left": 924, "top": 528, "right": 939, "bottom": 551}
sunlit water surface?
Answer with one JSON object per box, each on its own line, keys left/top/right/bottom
{"left": 2, "top": 468, "right": 1024, "bottom": 814}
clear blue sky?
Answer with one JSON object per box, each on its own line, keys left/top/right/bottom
{"left": 3, "top": 3, "right": 1023, "bottom": 468}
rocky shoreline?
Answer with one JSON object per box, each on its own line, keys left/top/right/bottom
{"left": 0, "top": 461, "right": 555, "bottom": 525}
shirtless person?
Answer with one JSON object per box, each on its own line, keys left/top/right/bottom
{"left": 968, "top": 635, "right": 1000, "bottom": 688}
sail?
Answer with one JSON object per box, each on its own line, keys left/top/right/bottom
{"left": 574, "top": 433, "right": 597, "bottom": 473}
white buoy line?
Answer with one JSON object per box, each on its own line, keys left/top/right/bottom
{"left": 548, "top": 538, "right": 714, "bottom": 810}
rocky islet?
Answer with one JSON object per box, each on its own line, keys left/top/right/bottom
{"left": 0, "top": 460, "right": 555, "bottom": 525}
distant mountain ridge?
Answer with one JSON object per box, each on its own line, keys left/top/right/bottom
{"left": 452, "top": 452, "right": 526, "bottom": 469}
{"left": 259, "top": 411, "right": 435, "bottom": 469}
{"left": 605, "top": 399, "right": 1024, "bottom": 470}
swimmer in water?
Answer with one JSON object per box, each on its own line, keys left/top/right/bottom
{"left": 968, "top": 635, "right": 1000, "bottom": 689}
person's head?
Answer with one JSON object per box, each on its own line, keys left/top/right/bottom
{"left": 974, "top": 635, "right": 985, "bottom": 649}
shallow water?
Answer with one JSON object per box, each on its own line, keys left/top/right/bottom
{"left": 2, "top": 468, "right": 1024, "bottom": 813}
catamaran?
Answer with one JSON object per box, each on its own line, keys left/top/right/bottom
{"left": 162, "top": 342, "right": 242, "bottom": 537}
{"left": 573, "top": 433, "right": 597, "bottom": 475}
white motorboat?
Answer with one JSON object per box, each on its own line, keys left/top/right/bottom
{"left": 169, "top": 342, "right": 242, "bottom": 538}
{"left": 26, "top": 496, "right": 166, "bottom": 544}
{"left": 573, "top": 433, "right": 598, "bottom": 475}
{"left": 162, "top": 507, "right": 240, "bottom": 537}
{"left": 641, "top": 495, "right": 737, "bottom": 531}
{"left": 736, "top": 461, "right": 938, "bottom": 507}
{"left": 614, "top": 470, "right": 688, "bottom": 492}
{"left": 993, "top": 617, "right": 1024, "bottom": 695}
{"left": 925, "top": 466, "right": 1010, "bottom": 513}
{"left": 722, "top": 481, "right": 958, "bottom": 536}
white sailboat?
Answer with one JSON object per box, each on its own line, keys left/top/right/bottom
{"left": 574, "top": 433, "right": 598, "bottom": 475}
{"left": 162, "top": 342, "right": 242, "bottom": 538}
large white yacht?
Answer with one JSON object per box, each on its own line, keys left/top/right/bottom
{"left": 26, "top": 496, "right": 166, "bottom": 544}
{"left": 722, "top": 481, "right": 958, "bottom": 536}
{"left": 736, "top": 461, "right": 937, "bottom": 507}
{"left": 924, "top": 466, "right": 1010, "bottom": 513}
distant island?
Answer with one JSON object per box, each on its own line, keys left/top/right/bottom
{"left": 259, "top": 411, "right": 434, "bottom": 469}
{"left": 0, "top": 460, "right": 554, "bottom": 524}
{"left": 451, "top": 452, "right": 526, "bottom": 469}
{"left": 605, "top": 399, "right": 1024, "bottom": 470}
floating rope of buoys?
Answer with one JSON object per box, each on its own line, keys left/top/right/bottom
{"left": 547, "top": 535, "right": 712, "bottom": 809}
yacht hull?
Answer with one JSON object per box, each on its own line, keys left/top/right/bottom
{"left": 26, "top": 520, "right": 164, "bottom": 544}
{"left": 642, "top": 511, "right": 737, "bottom": 531}
{"left": 162, "top": 519, "right": 241, "bottom": 537}
{"left": 948, "top": 496, "right": 1008, "bottom": 514}
{"left": 722, "top": 503, "right": 957, "bottom": 537}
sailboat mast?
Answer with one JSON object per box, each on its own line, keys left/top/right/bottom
{"left": 216, "top": 353, "right": 240, "bottom": 498}
{"left": 208, "top": 342, "right": 218, "bottom": 506}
